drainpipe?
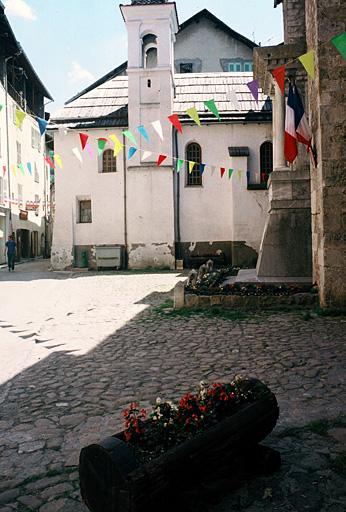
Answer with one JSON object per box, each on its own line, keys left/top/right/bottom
{"left": 173, "top": 128, "right": 181, "bottom": 259}
{"left": 122, "top": 133, "right": 128, "bottom": 269}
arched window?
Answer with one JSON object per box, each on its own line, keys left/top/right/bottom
{"left": 102, "top": 149, "right": 117, "bottom": 173}
{"left": 142, "top": 34, "right": 158, "bottom": 69}
{"left": 260, "top": 141, "right": 273, "bottom": 184}
{"left": 186, "top": 143, "right": 202, "bottom": 186}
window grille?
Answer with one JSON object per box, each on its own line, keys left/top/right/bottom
{"left": 79, "top": 200, "right": 92, "bottom": 223}
{"left": 180, "top": 63, "right": 193, "bottom": 73}
{"left": 102, "top": 149, "right": 117, "bottom": 173}
{"left": 186, "top": 143, "right": 202, "bottom": 186}
{"left": 260, "top": 141, "right": 273, "bottom": 184}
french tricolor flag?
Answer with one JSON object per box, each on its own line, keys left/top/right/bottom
{"left": 285, "top": 84, "right": 312, "bottom": 163}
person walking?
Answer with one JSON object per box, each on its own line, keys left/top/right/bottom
{"left": 5, "top": 235, "right": 16, "bottom": 271}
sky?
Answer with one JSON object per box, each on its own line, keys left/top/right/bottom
{"left": 3, "top": 0, "right": 283, "bottom": 112}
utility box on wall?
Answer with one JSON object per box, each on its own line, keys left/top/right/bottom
{"left": 95, "top": 245, "right": 122, "bottom": 269}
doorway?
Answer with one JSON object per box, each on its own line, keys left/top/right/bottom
{"left": 16, "top": 229, "right": 30, "bottom": 259}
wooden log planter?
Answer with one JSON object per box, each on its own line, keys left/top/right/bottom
{"left": 79, "top": 380, "right": 280, "bottom": 512}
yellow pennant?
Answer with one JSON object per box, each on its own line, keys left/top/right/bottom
{"left": 109, "top": 134, "right": 123, "bottom": 157}
{"left": 237, "top": 170, "right": 242, "bottom": 181}
{"left": 12, "top": 164, "right": 17, "bottom": 177}
{"left": 186, "top": 107, "right": 201, "bottom": 126}
{"left": 298, "top": 50, "right": 315, "bottom": 79}
{"left": 54, "top": 154, "right": 63, "bottom": 170}
{"left": 15, "top": 108, "right": 26, "bottom": 129}
{"left": 189, "top": 161, "right": 196, "bottom": 174}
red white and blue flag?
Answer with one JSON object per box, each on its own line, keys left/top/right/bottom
{"left": 285, "top": 84, "right": 312, "bottom": 163}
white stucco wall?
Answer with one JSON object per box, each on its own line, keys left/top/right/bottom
{"left": 175, "top": 17, "right": 253, "bottom": 72}
{"left": 177, "top": 122, "right": 271, "bottom": 252}
{"left": 0, "top": 81, "right": 49, "bottom": 264}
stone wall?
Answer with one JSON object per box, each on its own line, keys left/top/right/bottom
{"left": 282, "top": 0, "right": 306, "bottom": 44}
{"left": 305, "top": 0, "right": 346, "bottom": 307}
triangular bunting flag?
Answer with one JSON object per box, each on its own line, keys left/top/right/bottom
{"left": 18, "top": 163, "right": 25, "bottom": 176}
{"left": 3, "top": 165, "right": 7, "bottom": 177}
{"left": 228, "top": 168, "right": 234, "bottom": 179}
{"left": 109, "top": 134, "right": 123, "bottom": 157}
{"left": 189, "top": 161, "right": 196, "bottom": 174}
{"left": 54, "top": 154, "right": 63, "bottom": 170}
{"left": 272, "top": 65, "right": 286, "bottom": 95}
{"left": 298, "top": 50, "right": 315, "bottom": 79}
{"left": 237, "top": 170, "right": 242, "bottom": 181}
{"left": 79, "top": 133, "right": 89, "bottom": 150}
{"left": 176, "top": 159, "right": 184, "bottom": 173}
{"left": 137, "top": 125, "right": 150, "bottom": 142}
{"left": 211, "top": 165, "right": 216, "bottom": 176}
{"left": 128, "top": 147, "right": 137, "bottom": 160}
{"left": 220, "top": 167, "right": 226, "bottom": 178}
{"left": 0, "top": 104, "right": 3, "bottom": 113}
{"left": 204, "top": 99, "right": 221, "bottom": 120}
{"left": 157, "top": 154, "right": 167, "bottom": 166}
{"left": 97, "top": 138, "right": 108, "bottom": 155}
{"left": 331, "top": 31, "right": 346, "bottom": 61}
{"left": 37, "top": 117, "right": 48, "bottom": 136}
{"left": 228, "top": 88, "right": 240, "bottom": 111}
{"left": 12, "top": 165, "right": 17, "bottom": 177}
{"left": 45, "top": 156, "right": 56, "bottom": 169}
{"left": 123, "top": 130, "right": 137, "bottom": 146}
{"left": 86, "top": 143, "right": 93, "bottom": 158}
{"left": 199, "top": 163, "right": 206, "bottom": 175}
{"left": 15, "top": 108, "right": 26, "bottom": 129}
{"left": 27, "top": 162, "right": 32, "bottom": 175}
{"left": 72, "top": 147, "right": 83, "bottom": 164}
{"left": 142, "top": 150, "right": 152, "bottom": 161}
{"left": 246, "top": 79, "right": 259, "bottom": 103}
{"left": 152, "top": 121, "right": 164, "bottom": 141}
{"left": 168, "top": 114, "right": 183, "bottom": 133}
{"left": 186, "top": 107, "right": 201, "bottom": 126}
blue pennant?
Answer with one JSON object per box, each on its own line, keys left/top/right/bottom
{"left": 37, "top": 117, "right": 48, "bottom": 136}
{"left": 137, "top": 125, "right": 150, "bottom": 143}
{"left": 27, "top": 162, "right": 32, "bottom": 175}
{"left": 199, "top": 163, "right": 206, "bottom": 175}
{"left": 128, "top": 146, "right": 137, "bottom": 160}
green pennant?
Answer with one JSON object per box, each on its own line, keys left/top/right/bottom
{"left": 97, "top": 138, "right": 107, "bottom": 155}
{"left": 122, "top": 130, "right": 137, "bottom": 146}
{"left": 0, "top": 104, "right": 3, "bottom": 113}
{"left": 228, "top": 168, "right": 234, "bottom": 179}
{"left": 18, "top": 163, "right": 25, "bottom": 176}
{"left": 331, "top": 31, "right": 346, "bottom": 61}
{"left": 176, "top": 159, "right": 184, "bottom": 173}
{"left": 204, "top": 99, "right": 221, "bottom": 120}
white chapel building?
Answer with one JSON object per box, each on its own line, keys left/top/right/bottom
{"left": 50, "top": 0, "right": 273, "bottom": 270}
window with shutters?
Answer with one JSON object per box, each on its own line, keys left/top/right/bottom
{"left": 260, "top": 141, "right": 273, "bottom": 184}
{"left": 34, "top": 163, "right": 39, "bottom": 183}
{"left": 186, "top": 143, "right": 202, "bottom": 187}
{"left": 102, "top": 149, "right": 117, "bottom": 173}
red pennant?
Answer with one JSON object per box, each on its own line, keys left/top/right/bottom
{"left": 45, "top": 156, "right": 56, "bottom": 169}
{"left": 220, "top": 167, "right": 226, "bottom": 178}
{"left": 272, "top": 65, "right": 286, "bottom": 95}
{"left": 168, "top": 114, "right": 183, "bottom": 134}
{"left": 157, "top": 154, "right": 167, "bottom": 166}
{"left": 3, "top": 165, "right": 6, "bottom": 177}
{"left": 79, "top": 133, "right": 89, "bottom": 150}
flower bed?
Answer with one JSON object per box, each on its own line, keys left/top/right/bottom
{"left": 79, "top": 378, "right": 280, "bottom": 512}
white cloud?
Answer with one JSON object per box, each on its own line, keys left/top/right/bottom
{"left": 68, "top": 62, "right": 95, "bottom": 85}
{"left": 4, "top": 0, "right": 37, "bottom": 21}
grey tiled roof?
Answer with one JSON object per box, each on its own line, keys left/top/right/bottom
{"left": 51, "top": 73, "right": 270, "bottom": 127}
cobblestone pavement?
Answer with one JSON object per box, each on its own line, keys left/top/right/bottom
{"left": 0, "top": 262, "right": 345, "bottom": 511}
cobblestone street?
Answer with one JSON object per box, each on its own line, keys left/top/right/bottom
{"left": 0, "top": 262, "right": 345, "bottom": 511}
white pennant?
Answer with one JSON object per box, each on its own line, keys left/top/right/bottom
{"left": 228, "top": 88, "right": 241, "bottom": 111}
{"left": 72, "top": 147, "right": 83, "bottom": 164}
{"left": 142, "top": 151, "right": 152, "bottom": 161}
{"left": 211, "top": 166, "right": 216, "bottom": 176}
{"left": 151, "top": 120, "right": 164, "bottom": 141}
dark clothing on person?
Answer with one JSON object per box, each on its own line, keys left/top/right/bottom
{"left": 7, "top": 253, "right": 15, "bottom": 271}
{"left": 5, "top": 240, "right": 16, "bottom": 271}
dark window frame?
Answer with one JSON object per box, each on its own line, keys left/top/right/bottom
{"left": 102, "top": 149, "right": 117, "bottom": 173}
{"left": 260, "top": 141, "right": 273, "bottom": 184}
{"left": 79, "top": 199, "right": 92, "bottom": 224}
{"left": 186, "top": 142, "right": 202, "bottom": 187}
{"left": 180, "top": 63, "right": 193, "bottom": 73}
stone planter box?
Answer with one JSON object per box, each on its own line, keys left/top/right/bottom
{"left": 79, "top": 380, "right": 280, "bottom": 512}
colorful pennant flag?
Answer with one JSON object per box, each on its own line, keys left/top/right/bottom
{"left": 27, "top": 162, "right": 32, "bottom": 175}
{"left": 186, "top": 107, "right": 201, "bottom": 126}
{"left": 237, "top": 170, "right": 242, "bottom": 181}
{"left": 45, "top": 156, "right": 56, "bottom": 169}
{"left": 157, "top": 154, "right": 167, "bottom": 166}
{"left": 247, "top": 79, "right": 259, "bottom": 103}
{"left": 97, "top": 138, "right": 107, "bottom": 155}
{"left": 15, "top": 108, "right": 26, "bottom": 129}
{"left": 12, "top": 165, "right": 17, "bottom": 177}
{"left": 152, "top": 121, "right": 164, "bottom": 141}
{"left": 79, "top": 133, "right": 89, "bottom": 150}
{"left": 220, "top": 167, "right": 226, "bottom": 178}
{"left": 109, "top": 134, "right": 123, "bottom": 157}
{"left": 54, "top": 154, "right": 63, "bottom": 170}
{"left": 189, "top": 161, "right": 196, "bottom": 174}
{"left": 176, "top": 159, "right": 184, "bottom": 173}
{"left": 3, "top": 165, "right": 6, "bottom": 177}
{"left": 18, "top": 163, "right": 25, "bottom": 176}
{"left": 272, "top": 65, "right": 286, "bottom": 95}
{"left": 142, "top": 150, "right": 152, "bottom": 161}
{"left": 168, "top": 114, "right": 183, "bottom": 133}
{"left": 298, "top": 50, "right": 315, "bottom": 79}
{"left": 0, "top": 105, "right": 3, "bottom": 113}
{"left": 285, "top": 83, "right": 312, "bottom": 163}
{"left": 228, "top": 168, "right": 234, "bottom": 179}
{"left": 199, "top": 163, "right": 206, "bottom": 175}
{"left": 331, "top": 31, "right": 346, "bottom": 61}
{"left": 204, "top": 100, "right": 221, "bottom": 120}
{"left": 37, "top": 117, "right": 48, "bottom": 136}
{"left": 86, "top": 143, "right": 93, "bottom": 158}
{"left": 72, "top": 147, "right": 83, "bottom": 164}
{"left": 211, "top": 165, "right": 216, "bottom": 176}
{"left": 123, "top": 130, "right": 137, "bottom": 146}
{"left": 137, "top": 125, "right": 150, "bottom": 143}
{"left": 128, "top": 147, "right": 137, "bottom": 159}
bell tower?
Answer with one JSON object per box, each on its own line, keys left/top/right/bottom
{"left": 120, "top": 1, "right": 179, "bottom": 269}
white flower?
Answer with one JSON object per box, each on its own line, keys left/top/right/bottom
{"left": 156, "top": 397, "right": 162, "bottom": 405}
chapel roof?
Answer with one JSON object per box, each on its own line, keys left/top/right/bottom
{"left": 51, "top": 73, "right": 271, "bottom": 129}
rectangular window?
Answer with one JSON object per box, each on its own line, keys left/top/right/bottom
{"left": 18, "top": 184, "right": 23, "bottom": 207}
{"left": 229, "top": 62, "right": 242, "bottom": 72}
{"left": 79, "top": 200, "right": 92, "bottom": 223}
{"left": 244, "top": 62, "right": 253, "bottom": 72}
{"left": 180, "top": 63, "right": 193, "bottom": 73}
{"left": 17, "top": 141, "right": 22, "bottom": 165}
{"left": 34, "top": 163, "right": 39, "bottom": 183}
